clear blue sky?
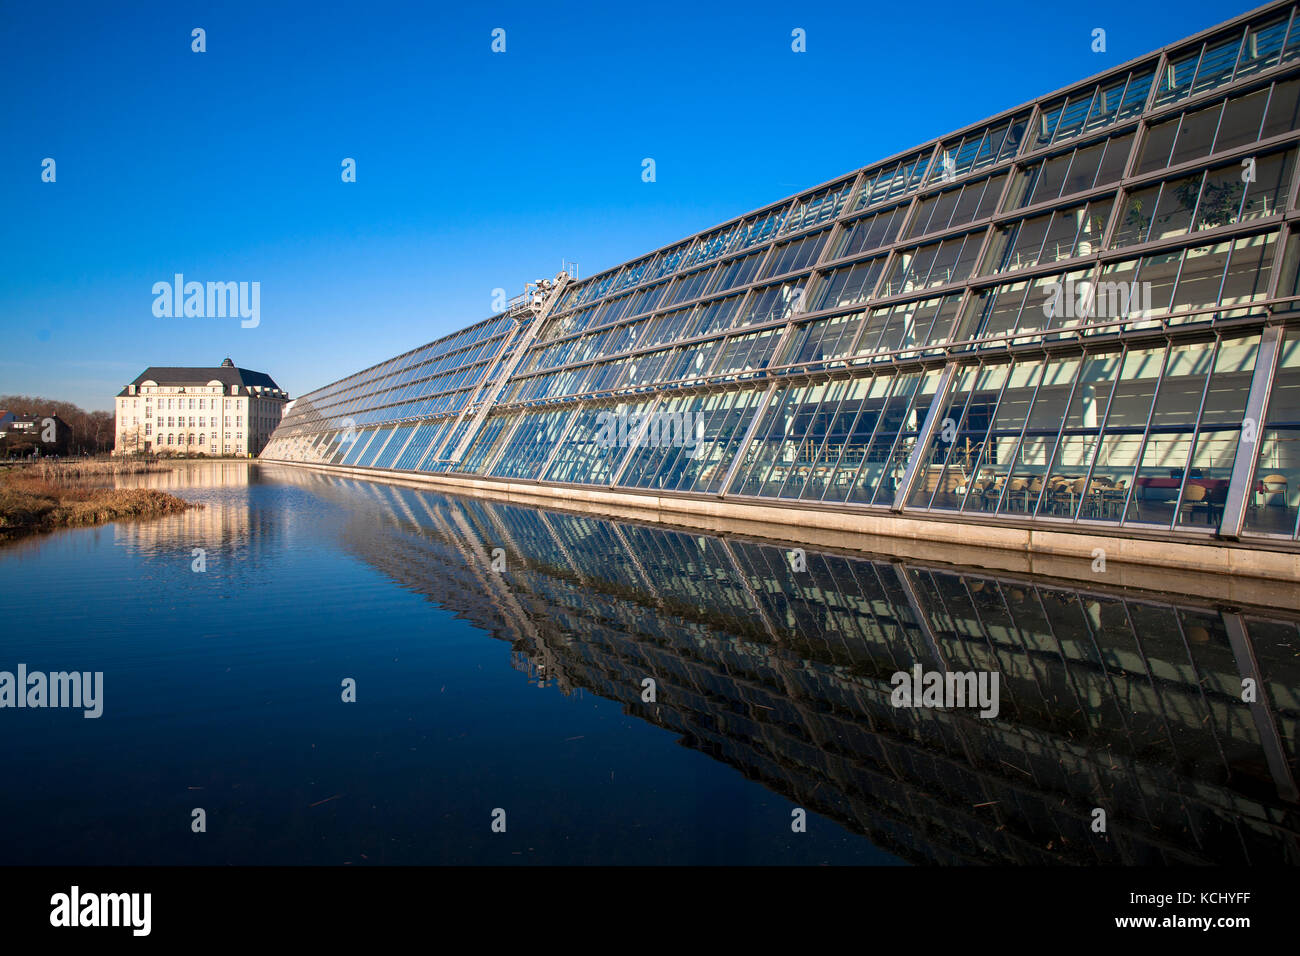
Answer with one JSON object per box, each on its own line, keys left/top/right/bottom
{"left": 1, "top": 0, "right": 1263, "bottom": 410}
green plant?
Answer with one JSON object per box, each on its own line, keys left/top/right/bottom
{"left": 1123, "top": 197, "right": 1150, "bottom": 238}
{"left": 1196, "top": 180, "right": 1245, "bottom": 228}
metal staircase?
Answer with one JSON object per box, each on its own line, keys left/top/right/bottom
{"left": 429, "top": 270, "right": 573, "bottom": 466}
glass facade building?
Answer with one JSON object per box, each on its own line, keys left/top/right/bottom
{"left": 265, "top": 0, "right": 1300, "bottom": 547}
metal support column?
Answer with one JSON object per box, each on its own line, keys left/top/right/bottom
{"left": 1222, "top": 612, "right": 1299, "bottom": 803}
{"left": 892, "top": 362, "right": 958, "bottom": 512}
{"left": 1220, "top": 323, "right": 1285, "bottom": 537}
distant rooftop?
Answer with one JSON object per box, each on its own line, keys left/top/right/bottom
{"left": 118, "top": 359, "right": 283, "bottom": 397}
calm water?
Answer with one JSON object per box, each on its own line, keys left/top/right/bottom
{"left": 0, "top": 461, "right": 1296, "bottom": 865}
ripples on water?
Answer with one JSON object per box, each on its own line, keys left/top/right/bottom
{"left": 0, "top": 461, "right": 1296, "bottom": 865}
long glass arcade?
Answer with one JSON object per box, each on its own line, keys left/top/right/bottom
{"left": 265, "top": 0, "right": 1300, "bottom": 543}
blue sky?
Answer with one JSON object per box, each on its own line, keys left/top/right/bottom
{"left": 0, "top": 0, "right": 1263, "bottom": 410}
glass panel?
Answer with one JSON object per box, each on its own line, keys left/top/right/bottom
{"left": 778, "top": 312, "right": 865, "bottom": 369}
{"left": 355, "top": 427, "right": 397, "bottom": 468}
{"left": 1119, "top": 69, "right": 1155, "bottom": 119}
{"left": 958, "top": 280, "right": 1029, "bottom": 343}
{"left": 1112, "top": 180, "right": 1162, "bottom": 247}
{"left": 1215, "top": 86, "right": 1270, "bottom": 151}
{"left": 371, "top": 425, "right": 416, "bottom": 469}
{"left": 983, "top": 214, "right": 1050, "bottom": 275}
{"left": 1262, "top": 77, "right": 1300, "bottom": 139}
{"left": 543, "top": 400, "right": 655, "bottom": 485}
{"left": 489, "top": 409, "right": 575, "bottom": 479}
{"left": 1150, "top": 172, "right": 1205, "bottom": 242}
{"left": 1133, "top": 248, "right": 1181, "bottom": 323}
{"left": 1173, "top": 333, "right": 1259, "bottom": 528}
{"left": 762, "top": 230, "right": 829, "bottom": 278}
{"left": 1154, "top": 49, "right": 1201, "bottom": 108}
{"left": 693, "top": 389, "right": 766, "bottom": 493}
{"left": 1192, "top": 34, "right": 1244, "bottom": 97}
{"left": 691, "top": 295, "right": 745, "bottom": 337}
{"left": 1097, "top": 131, "right": 1135, "bottom": 185}
{"left": 1051, "top": 93, "right": 1094, "bottom": 145}
{"left": 1136, "top": 115, "right": 1179, "bottom": 175}
{"left": 1235, "top": 14, "right": 1290, "bottom": 78}
{"left": 815, "top": 259, "right": 885, "bottom": 311}
{"left": 1169, "top": 240, "right": 1231, "bottom": 319}
{"left": 958, "top": 359, "right": 1042, "bottom": 514}
{"left": 733, "top": 384, "right": 820, "bottom": 498}
{"left": 909, "top": 187, "right": 961, "bottom": 238}
{"left": 340, "top": 428, "right": 379, "bottom": 466}
{"left": 1169, "top": 101, "right": 1223, "bottom": 166}
{"left": 1240, "top": 149, "right": 1296, "bottom": 221}
{"left": 711, "top": 327, "right": 782, "bottom": 380}
{"left": 710, "top": 251, "right": 765, "bottom": 293}
{"left": 774, "top": 380, "right": 853, "bottom": 500}
{"left": 973, "top": 173, "right": 1008, "bottom": 220}
{"left": 1124, "top": 341, "right": 1215, "bottom": 525}
{"left": 1084, "top": 78, "right": 1127, "bottom": 133}
{"left": 740, "top": 281, "right": 810, "bottom": 327}
{"left": 456, "top": 417, "right": 513, "bottom": 473}
{"left": 912, "top": 364, "right": 1009, "bottom": 509}
{"left": 1218, "top": 231, "right": 1277, "bottom": 314}
{"left": 397, "top": 420, "right": 449, "bottom": 471}
{"left": 1081, "top": 345, "right": 1165, "bottom": 518}
{"left": 837, "top": 206, "right": 907, "bottom": 256}
{"left": 999, "top": 356, "right": 1079, "bottom": 514}
{"left": 1062, "top": 139, "right": 1106, "bottom": 195}
{"left": 864, "top": 370, "right": 942, "bottom": 506}
{"left": 1057, "top": 353, "right": 1124, "bottom": 519}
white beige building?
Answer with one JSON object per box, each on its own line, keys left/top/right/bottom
{"left": 115, "top": 358, "right": 288, "bottom": 456}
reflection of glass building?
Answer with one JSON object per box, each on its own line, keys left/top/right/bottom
{"left": 280, "top": 468, "right": 1300, "bottom": 864}
{"left": 267, "top": 2, "right": 1300, "bottom": 549}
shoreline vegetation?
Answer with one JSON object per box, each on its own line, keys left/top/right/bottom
{"left": 0, "top": 460, "right": 199, "bottom": 539}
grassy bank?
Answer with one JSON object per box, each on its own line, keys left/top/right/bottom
{"left": 7, "top": 459, "right": 175, "bottom": 479}
{"left": 0, "top": 461, "right": 199, "bottom": 538}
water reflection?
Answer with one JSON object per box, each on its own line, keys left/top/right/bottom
{"left": 268, "top": 464, "right": 1300, "bottom": 866}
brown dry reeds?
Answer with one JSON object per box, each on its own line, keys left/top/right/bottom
{"left": 0, "top": 467, "right": 199, "bottom": 537}
{"left": 27, "top": 459, "right": 174, "bottom": 480}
